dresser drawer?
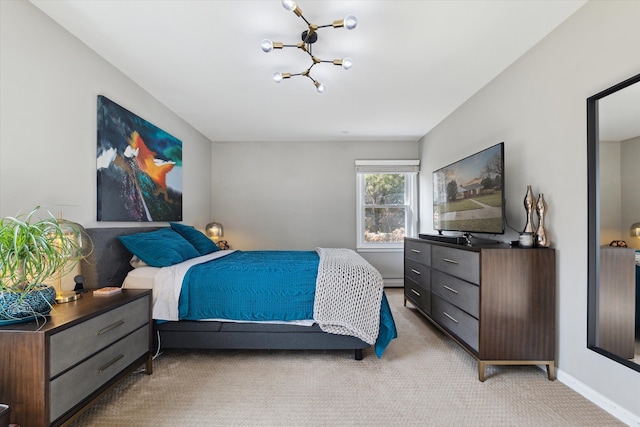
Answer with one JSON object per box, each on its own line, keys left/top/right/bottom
{"left": 432, "top": 295, "right": 478, "bottom": 352}
{"left": 404, "top": 277, "right": 431, "bottom": 313}
{"left": 405, "top": 239, "right": 431, "bottom": 266}
{"left": 431, "top": 270, "right": 479, "bottom": 318}
{"left": 404, "top": 258, "right": 430, "bottom": 289}
{"left": 432, "top": 246, "right": 479, "bottom": 284}
{"left": 50, "top": 296, "right": 150, "bottom": 377}
{"left": 50, "top": 325, "right": 149, "bottom": 422}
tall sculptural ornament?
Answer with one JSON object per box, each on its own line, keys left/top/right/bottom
{"left": 535, "top": 193, "right": 550, "bottom": 247}
{"left": 518, "top": 185, "right": 537, "bottom": 248}
{"left": 523, "top": 185, "right": 537, "bottom": 234}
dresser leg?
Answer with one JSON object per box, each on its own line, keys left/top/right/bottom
{"left": 546, "top": 362, "right": 555, "bottom": 381}
{"left": 478, "top": 361, "right": 486, "bottom": 382}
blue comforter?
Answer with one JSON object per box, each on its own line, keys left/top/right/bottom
{"left": 178, "top": 251, "right": 397, "bottom": 357}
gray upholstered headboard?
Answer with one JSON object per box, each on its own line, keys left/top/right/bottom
{"left": 80, "top": 227, "right": 162, "bottom": 288}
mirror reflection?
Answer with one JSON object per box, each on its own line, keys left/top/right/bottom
{"left": 588, "top": 73, "right": 640, "bottom": 370}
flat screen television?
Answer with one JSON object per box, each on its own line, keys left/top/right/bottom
{"left": 432, "top": 142, "right": 505, "bottom": 235}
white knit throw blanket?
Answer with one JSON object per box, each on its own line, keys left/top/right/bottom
{"left": 313, "top": 248, "right": 383, "bottom": 345}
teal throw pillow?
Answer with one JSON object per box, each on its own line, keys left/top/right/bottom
{"left": 118, "top": 228, "right": 200, "bottom": 267}
{"left": 170, "top": 222, "right": 220, "bottom": 255}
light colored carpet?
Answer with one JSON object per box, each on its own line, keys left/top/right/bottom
{"left": 70, "top": 288, "right": 623, "bottom": 426}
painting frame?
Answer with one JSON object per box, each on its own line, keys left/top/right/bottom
{"left": 96, "top": 95, "right": 183, "bottom": 222}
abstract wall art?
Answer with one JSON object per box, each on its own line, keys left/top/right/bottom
{"left": 97, "top": 95, "right": 183, "bottom": 221}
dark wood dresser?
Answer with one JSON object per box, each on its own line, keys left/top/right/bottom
{"left": 404, "top": 237, "right": 556, "bottom": 381}
{"left": 0, "top": 289, "right": 152, "bottom": 426}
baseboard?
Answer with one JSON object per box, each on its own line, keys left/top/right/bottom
{"left": 555, "top": 367, "right": 640, "bottom": 426}
{"left": 383, "top": 278, "right": 403, "bottom": 288}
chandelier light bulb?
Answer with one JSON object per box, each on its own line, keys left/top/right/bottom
{"left": 344, "top": 15, "right": 358, "bottom": 30}
{"left": 261, "top": 39, "right": 274, "bottom": 53}
{"left": 281, "top": 0, "right": 297, "bottom": 11}
{"left": 342, "top": 58, "right": 353, "bottom": 70}
{"left": 273, "top": 73, "right": 284, "bottom": 83}
{"left": 315, "top": 81, "right": 325, "bottom": 93}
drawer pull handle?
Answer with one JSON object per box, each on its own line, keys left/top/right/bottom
{"left": 98, "top": 354, "right": 124, "bottom": 373}
{"left": 443, "top": 285, "right": 459, "bottom": 294}
{"left": 97, "top": 320, "right": 125, "bottom": 336}
{"left": 443, "top": 312, "right": 458, "bottom": 323}
{"left": 411, "top": 249, "right": 421, "bottom": 254}
{"left": 443, "top": 258, "right": 459, "bottom": 264}
{"left": 411, "top": 269, "right": 421, "bottom": 275}
{"left": 411, "top": 289, "right": 421, "bottom": 297}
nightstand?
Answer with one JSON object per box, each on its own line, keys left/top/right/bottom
{"left": 0, "top": 289, "right": 152, "bottom": 427}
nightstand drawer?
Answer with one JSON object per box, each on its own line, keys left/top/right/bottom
{"left": 405, "top": 240, "right": 431, "bottom": 266}
{"left": 432, "top": 295, "right": 478, "bottom": 352}
{"left": 405, "top": 258, "right": 430, "bottom": 289}
{"left": 432, "top": 246, "right": 479, "bottom": 284}
{"left": 432, "top": 270, "right": 479, "bottom": 318}
{"left": 50, "top": 296, "right": 149, "bottom": 377}
{"left": 50, "top": 325, "right": 149, "bottom": 421}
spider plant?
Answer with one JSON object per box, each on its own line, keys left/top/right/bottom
{"left": 0, "top": 207, "right": 86, "bottom": 295}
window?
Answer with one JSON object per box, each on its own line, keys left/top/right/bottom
{"left": 355, "top": 160, "right": 420, "bottom": 251}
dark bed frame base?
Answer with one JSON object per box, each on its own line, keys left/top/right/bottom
{"left": 81, "top": 227, "right": 370, "bottom": 360}
{"left": 156, "top": 321, "right": 366, "bottom": 360}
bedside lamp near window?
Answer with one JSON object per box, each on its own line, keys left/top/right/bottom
{"left": 630, "top": 222, "right": 640, "bottom": 237}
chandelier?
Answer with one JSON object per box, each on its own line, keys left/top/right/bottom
{"left": 261, "top": 0, "right": 357, "bottom": 93}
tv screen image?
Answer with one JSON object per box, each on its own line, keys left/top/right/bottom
{"left": 433, "top": 142, "right": 505, "bottom": 235}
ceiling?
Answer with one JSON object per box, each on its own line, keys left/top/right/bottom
{"left": 30, "top": 0, "right": 587, "bottom": 143}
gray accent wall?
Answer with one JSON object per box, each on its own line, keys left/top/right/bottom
{"left": 211, "top": 140, "right": 418, "bottom": 281}
{"left": 419, "top": 1, "right": 640, "bottom": 421}
{"left": 0, "top": 1, "right": 213, "bottom": 228}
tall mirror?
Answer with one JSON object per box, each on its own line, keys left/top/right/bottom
{"left": 587, "top": 72, "right": 640, "bottom": 371}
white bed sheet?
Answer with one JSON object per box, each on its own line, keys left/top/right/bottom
{"left": 122, "top": 266, "right": 159, "bottom": 290}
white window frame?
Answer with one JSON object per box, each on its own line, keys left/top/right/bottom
{"left": 355, "top": 160, "right": 420, "bottom": 252}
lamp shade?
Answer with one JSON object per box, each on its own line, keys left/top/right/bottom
{"left": 54, "top": 218, "right": 87, "bottom": 303}
{"left": 630, "top": 222, "right": 640, "bottom": 237}
{"left": 205, "top": 222, "right": 224, "bottom": 240}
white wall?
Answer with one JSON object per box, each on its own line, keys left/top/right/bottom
{"left": 599, "top": 141, "right": 623, "bottom": 245}
{"left": 621, "top": 137, "right": 640, "bottom": 250}
{"left": 211, "top": 140, "right": 418, "bottom": 281}
{"left": 419, "top": 0, "right": 640, "bottom": 420}
{"left": 0, "top": 0, "right": 212, "bottom": 229}
{"left": 600, "top": 137, "right": 640, "bottom": 249}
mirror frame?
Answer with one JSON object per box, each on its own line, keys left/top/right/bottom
{"left": 587, "top": 72, "right": 640, "bottom": 372}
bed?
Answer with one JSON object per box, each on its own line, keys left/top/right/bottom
{"left": 80, "top": 226, "right": 397, "bottom": 360}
